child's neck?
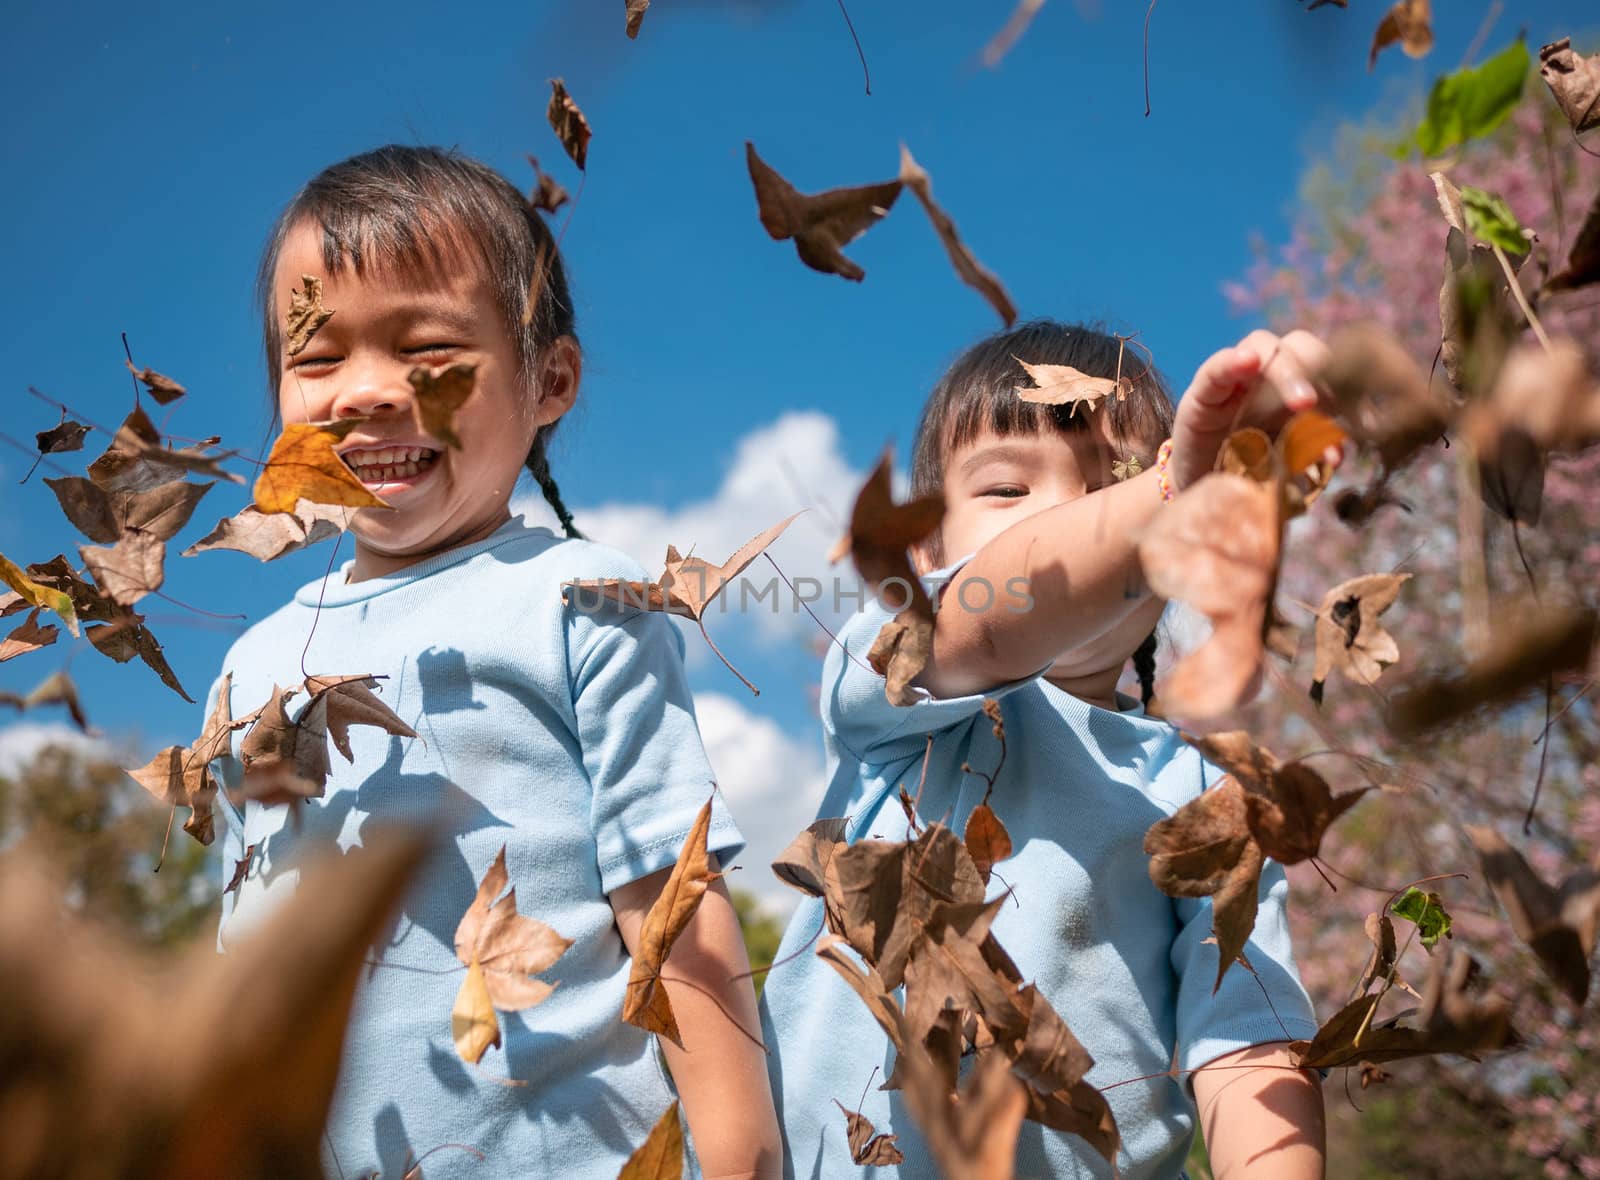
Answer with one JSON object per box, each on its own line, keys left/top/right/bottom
{"left": 345, "top": 508, "right": 514, "bottom": 583}
{"left": 1043, "top": 663, "right": 1127, "bottom": 712}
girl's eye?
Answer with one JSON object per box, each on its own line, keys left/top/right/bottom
{"left": 404, "top": 343, "right": 461, "bottom": 355}
{"left": 982, "top": 485, "right": 1027, "bottom": 499}
{"left": 289, "top": 355, "right": 338, "bottom": 370}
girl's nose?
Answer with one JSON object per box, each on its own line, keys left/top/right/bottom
{"left": 331, "top": 361, "right": 413, "bottom": 420}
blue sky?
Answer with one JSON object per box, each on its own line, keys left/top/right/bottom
{"left": 1, "top": 0, "right": 1584, "bottom": 905}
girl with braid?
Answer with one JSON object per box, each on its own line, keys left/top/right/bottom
{"left": 761, "top": 321, "right": 1331, "bottom": 1179}
{"left": 208, "top": 146, "right": 780, "bottom": 1179}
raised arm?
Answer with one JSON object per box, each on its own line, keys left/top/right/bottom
{"left": 1190, "top": 1041, "right": 1326, "bottom": 1179}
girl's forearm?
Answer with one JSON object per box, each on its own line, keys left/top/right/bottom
{"left": 918, "top": 467, "right": 1164, "bottom": 698}
{"left": 1190, "top": 1042, "right": 1326, "bottom": 1180}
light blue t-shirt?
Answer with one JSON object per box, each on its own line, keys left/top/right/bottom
{"left": 208, "top": 516, "right": 743, "bottom": 1179}
{"left": 758, "top": 559, "right": 1317, "bottom": 1180}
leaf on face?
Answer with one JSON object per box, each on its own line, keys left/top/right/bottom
{"left": 547, "top": 78, "right": 592, "bottom": 170}
{"left": 1408, "top": 38, "right": 1529, "bottom": 158}
{"left": 1310, "top": 572, "right": 1411, "bottom": 703}
{"left": 1539, "top": 38, "right": 1600, "bottom": 135}
{"left": 745, "top": 142, "right": 903, "bottom": 282}
{"left": 407, "top": 362, "right": 476, "bottom": 450}
{"left": 619, "top": 1101, "right": 683, "bottom": 1180}
{"left": 1368, "top": 0, "right": 1432, "bottom": 70}
{"left": 254, "top": 421, "right": 391, "bottom": 515}
{"left": 0, "top": 552, "right": 79, "bottom": 636}
{"left": 1391, "top": 886, "right": 1452, "bottom": 950}
{"left": 87, "top": 406, "right": 239, "bottom": 493}
{"left": 79, "top": 532, "right": 166, "bottom": 606}
{"left": 623, "top": 797, "right": 722, "bottom": 1048}
{"left": 183, "top": 500, "right": 348, "bottom": 561}
{"left": 1465, "top": 825, "right": 1600, "bottom": 1007}
{"left": 284, "top": 274, "right": 334, "bottom": 358}
{"left": 1319, "top": 323, "right": 1454, "bottom": 468}
{"left": 1137, "top": 474, "right": 1279, "bottom": 720}
{"left": 35, "top": 419, "right": 90, "bottom": 455}
{"left": 1459, "top": 185, "right": 1531, "bottom": 254}
{"left": 624, "top": 0, "right": 650, "bottom": 40}
{"left": 525, "top": 153, "right": 569, "bottom": 214}
{"left": 833, "top": 1100, "right": 905, "bottom": 1166}
{"left": 1013, "top": 357, "right": 1124, "bottom": 412}
{"left": 124, "top": 359, "right": 187, "bottom": 406}
{"left": 964, "top": 803, "right": 1012, "bottom": 885}
{"left": 1390, "top": 603, "right": 1597, "bottom": 736}
{"left": 0, "top": 609, "right": 57, "bottom": 663}
{"left": 898, "top": 144, "right": 1016, "bottom": 327}
{"left": 0, "top": 669, "right": 90, "bottom": 731}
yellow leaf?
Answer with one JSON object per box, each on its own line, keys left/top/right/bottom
{"left": 618, "top": 1101, "right": 684, "bottom": 1180}
{"left": 452, "top": 956, "right": 501, "bottom": 1065}
{"left": 0, "top": 553, "right": 79, "bottom": 637}
{"left": 253, "top": 423, "right": 391, "bottom": 515}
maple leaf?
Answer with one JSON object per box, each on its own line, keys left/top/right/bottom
{"left": 833, "top": 1100, "right": 904, "bottom": 1165}
{"left": 1368, "top": 0, "right": 1432, "bottom": 70}
{"left": 1466, "top": 825, "right": 1600, "bottom": 1007}
{"left": 0, "top": 669, "right": 90, "bottom": 731}
{"left": 1137, "top": 473, "right": 1280, "bottom": 720}
{"left": 1013, "top": 357, "right": 1125, "bottom": 413}
{"left": 285, "top": 274, "right": 334, "bottom": 358}
{"left": 815, "top": 934, "right": 912, "bottom": 1060}
{"left": 547, "top": 78, "right": 592, "bottom": 170}
{"left": 624, "top": 0, "right": 650, "bottom": 40}
{"left": 0, "top": 552, "right": 79, "bottom": 635}
{"left": 34, "top": 417, "right": 90, "bottom": 456}
{"left": 901, "top": 1049, "right": 1029, "bottom": 1180}
{"left": 1539, "top": 38, "right": 1600, "bottom": 135}
{"left": 236, "top": 674, "right": 414, "bottom": 806}
{"left": 0, "top": 609, "right": 58, "bottom": 663}
{"left": 451, "top": 844, "right": 574, "bottom": 1063}
{"left": 83, "top": 607, "right": 192, "bottom": 701}
{"left": 525, "top": 153, "right": 569, "bottom": 214}
{"left": 619, "top": 1101, "right": 683, "bottom": 1180}
{"left": 407, "top": 362, "right": 476, "bottom": 450}
{"left": 126, "top": 671, "right": 237, "bottom": 846}
{"left": 745, "top": 142, "right": 903, "bottom": 282}
{"left": 183, "top": 499, "right": 348, "bottom": 561}
{"left": 304, "top": 673, "right": 417, "bottom": 761}
{"left": 87, "top": 405, "right": 238, "bottom": 493}
{"left": 1319, "top": 322, "right": 1454, "bottom": 469}
{"left": 1310, "top": 572, "right": 1411, "bottom": 703}
{"left": 622, "top": 797, "right": 723, "bottom": 1048}
{"left": 254, "top": 420, "right": 392, "bottom": 515}
{"left": 124, "top": 358, "right": 186, "bottom": 405}
{"left": 898, "top": 144, "right": 1016, "bottom": 327}
{"left": 79, "top": 531, "right": 166, "bottom": 606}
{"left": 45, "top": 475, "right": 212, "bottom": 546}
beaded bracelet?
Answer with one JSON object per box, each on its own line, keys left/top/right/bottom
{"left": 1155, "top": 438, "right": 1176, "bottom": 502}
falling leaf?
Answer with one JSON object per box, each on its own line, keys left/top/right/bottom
{"left": 1357, "top": 911, "right": 1412, "bottom": 995}
{"left": 1459, "top": 185, "right": 1530, "bottom": 254}
{"left": 235, "top": 674, "right": 414, "bottom": 805}
{"left": 79, "top": 532, "right": 166, "bottom": 606}
{"left": 87, "top": 405, "right": 238, "bottom": 493}
{"left": 745, "top": 142, "right": 903, "bottom": 282}
{"left": 833, "top": 1100, "right": 905, "bottom": 1165}
{"left": 0, "top": 669, "right": 90, "bottom": 731}
{"left": 406, "top": 362, "right": 476, "bottom": 450}
{"left": 127, "top": 675, "right": 236, "bottom": 845}
{"left": 1407, "top": 38, "right": 1529, "bottom": 158}
{"left": 0, "top": 552, "right": 79, "bottom": 636}
{"left": 525, "top": 153, "right": 569, "bottom": 214}
{"left": 964, "top": 803, "right": 1012, "bottom": 885}
{"left": 1137, "top": 474, "right": 1279, "bottom": 720}
{"left": 124, "top": 359, "right": 186, "bottom": 405}
{"left": 1310, "top": 572, "right": 1412, "bottom": 703}
{"left": 898, "top": 145, "right": 1017, "bottom": 326}
{"left": 0, "top": 610, "right": 57, "bottom": 663}
{"left": 254, "top": 421, "right": 391, "bottom": 515}
{"left": 34, "top": 418, "right": 90, "bottom": 456}
{"left": 1465, "top": 339, "right": 1600, "bottom": 461}
{"left": 771, "top": 816, "right": 848, "bottom": 898}
{"left": 1390, "top": 603, "right": 1596, "bottom": 736}
{"left": 547, "top": 78, "right": 592, "bottom": 170}
{"left": 1539, "top": 38, "right": 1600, "bottom": 135}
{"left": 623, "top": 797, "right": 722, "bottom": 1048}
{"left": 1465, "top": 825, "right": 1600, "bottom": 1007}
{"left": 1368, "top": 0, "right": 1432, "bottom": 70}
{"left": 45, "top": 475, "right": 212, "bottom": 546}
{"left": 624, "top": 0, "right": 650, "bottom": 40}
{"left": 829, "top": 448, "right": 944, "bottom": 615}
{"left": 868, "top": 609, "right": 934, "bottom": 708}
{"left": 1319, "top": 322, "right": 1454, "bottom": 468}
{"left": 1013, "top": 357, "right": 1124, "bottom": 412}
{"left": 619, "top": 1101, "right": 683, "bottom": 1180}
{"left": 451, "top": 957, "right": 500, "bottom": 1064}
{"left": 225, "top": 842, "right": 257, "bottom": 894}
{"left": 83, "top": 609, "right": 192, "bottom": 701}
{"left": 1545, "top": 186, "right": 1600, "bottom": 292}
{"left": 303, "top": 674, "right": 417, "bottom": 762}
{"left": 981, "top": 0, "right": 1046, "bottom": 68}
{"left": 902, "top": 1048, "right": 1029, "bottom": 1180}
{"left": 183, "top": 500, "right": 348, "bottom": 561}
{"left": 1391, "top": 886, "right": 1452, "bottom": 950}
{"left": 285, "top": 274, "right": 334, "bottom": 358}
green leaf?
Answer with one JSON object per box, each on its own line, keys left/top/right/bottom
{"left": 1411, "top": 39, "right": 1530, "bottom": 158}
{"left": 1460, "top": 186, "right": 1530, "bottom": 254}
{"left": 1392, "top": 887, "right": 1453, "bottom": 950}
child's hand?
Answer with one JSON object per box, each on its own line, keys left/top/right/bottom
{"left": 1168, "top": 329, "right": 1333, "bottom": 493}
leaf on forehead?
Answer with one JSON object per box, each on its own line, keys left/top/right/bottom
{"left": 88, "top": 406, "right": 239, "bottom": 493}
{"left": 407, "top": 362, "right": 477, "bottom": 450}
{"left": 624, "top": 0, "right": 650, "bottom": 40}
{"left": 284, "top": 274, "right": 334, "bottom": 358}
{"left": 746, "top": 142, "right": 903, "bottom": 283}
{"left": 833, "top": 1100, "right": 904, "bottom": 1166}
{"left": 1466, "top": 825, "right": 1600, "bottom": 1007}
{"left": 898, "top": 144, "right": 1016, "bottom": 327}
{"left": 623, "top": 797, "right": 721, "bottom": 1049}
{"left": 1368, "top": 0, "right": 1431, "bottom": 70}
{"left": 1310, "top": 572, "right": 1411, "bottom": 703}
{"left": 547, "top": 78, "right": 592, "bottom": 170}
{"left": 79, "top": 533, "right": 166, "bottom": 606}
{"left": 35, "top": 419, "right": 91, "bottom": 456}
{"left": 1539, "top": 38, "right": 1600, "bottom": 135}
{"left": 124, "top": 358, "right": 187, "bottom": 405}
{"left": 1319, "top": 323, "right": 1454, "bottom": 468}
{"left": 254, "top": 421, "right": 391, "bottom": 515}
{"left": 1013, "top": 357, "right": 1124, "bottom": 412}
{"left": 184, "top": 500, "right": 348, "bottom": 562}
{"left": 0, "top": 669, "right": 90, "bottom": 732}
{"left": 619, "top": 1102, "right": 683, "bottom": 1180}
{"left": 525, "top": 153, "right": 569, "bottom": 215}
{"left": 0, "top": 610, "right": 57, "bottom": 663}
{"left": 0, "top": 552, "right": 79, "bottom": 636}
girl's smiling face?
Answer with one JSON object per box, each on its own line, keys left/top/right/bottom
{"left": 271, "top": 218, "right": 577, "bottom": 581}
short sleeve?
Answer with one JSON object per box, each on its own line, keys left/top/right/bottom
{"left": 1170, "top": 856, "right": 1319, "bottom": 1075}
{"left": 567, "top": 598, "right": 744, "bottom": 895}
{"left": 822, "top": 554, "right": 1048, "bottom": 765}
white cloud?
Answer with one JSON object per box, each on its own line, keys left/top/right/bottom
{"left": 0, "top": 722, "right": 115, "bottom": 780}
{"left": 693, "top": 690, "right": 824, "bottom": 918}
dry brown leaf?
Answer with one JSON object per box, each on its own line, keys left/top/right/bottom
{"left": 830, "top": 447, "right": 945, "bottom": 613}
{"left": 0, "top": 669, "right": 90, "bottom": 731}
{"left": 1545, "top": 185, "right": 1600, "bottom": 292}
{"left": 183, "top": 499, "right": 347, "bottom": 561}
{"left": 83, "top": 608, "right": 191, "bottom": 701}
{"left": 1539, "top": 38, "right": 1600, "bottom": 135}
{"left": 1013, "top": 357, "right": 1124, "bottom": 413}
{"left": 1320, "top": 323, "right": 1454, "bottom": 468}
{"left": 124, "top": 359, "right": 187, "bottom": 406}
{"left": 771, "top": 816, "right": 848, "bottom": 898}
{"left": 285, "top": 274, "right": 334, "bottom": 358}
{"left": 79, "top": 532, "right": 166, "bottom": 606}
{"left": 833, "top": 1099, "right": 905, "bottom": 1165}
{"left": 815, "top": 934, "right": 912, "bottom": 1058}
{"left": 898, "top": 144, "right": 1017, "bottom": 327}
{"left": 126, "top": 671, "right": 236, "bottom": 845}
{"left": 619, "top": 1101, "right": 683, "bottom": 1180}
{"left": 0, "top": 609, "right": 57, "bottom": 663}
{"left": 902, "top": 1048, "right": 1028, "bottom": 1180}
{"left": 1466, "top": 339, "right": 1600, "bottom": 458}
{"left": 1310, "top": 572, "right": 1411, "bottom": 703}
{"left": 237, "top": 685, "right": 326, "bottom": 803}
{"left": 304, "top": 673, "right": 416, "bottom": 761}
{"left": 407, "top": 362, "right": 476, "bottom": 450}
{"left": 547, "top": 78, "right": 591, "bottom": 170}
{"left": 623, "top": 797, "right": 722, "bottom": 1048}
{"left": 86, "top": 406, "right": 237, "bottom": 494}
{"left": 964, "top": 803, "right": 1012, "bottom": 886}
{"left": 746, "top": 142, "right": 903, "bottom": 282}
{"left": 624, "top": 0, "right": 650, "bottom": 40}
{"left": 1390, "top": 603, "right": 1597, "bottom": 736}
{"left": 255, "top": 421, "right": 391, "bottom": 515}
{"left": 868, "top": 608, "right": 934, "bottom": 708}
{"left": 224, "top": 843, "right": 257, "bottom": 895}
{"left": 525, "top": 153, "right": 569, "bottom": 214}
{"left": 1465, "top": 825, "right": 1600, "bottom": 1007}
{"left": 1368, "top": 0, "right": 1432, "bottom": 70}
{"left": 46, "top": 476, "right": 213, "bottom": 547}
{"left": 35, "top": 418, "right": 91, "bottom": 456}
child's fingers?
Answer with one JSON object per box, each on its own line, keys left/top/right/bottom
{"left": 1183, "top": 344, "right": 1264, "bottom": 410}
{"left": 1258, "top": 329, "right": 1332, "bottom": 414}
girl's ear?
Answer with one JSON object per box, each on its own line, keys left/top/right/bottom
{"left": 532, "top": 335, "right": 581, "bottom": 426}
{"left": 910, "top": 538, "right": 936, "bottom": 576}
